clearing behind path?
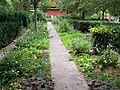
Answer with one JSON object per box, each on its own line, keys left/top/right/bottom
{"left": 47, "top": 22, "right": 89, "bottom": 90}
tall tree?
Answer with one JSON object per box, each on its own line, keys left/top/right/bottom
{"left": 59, "top": 0, "right": 94, "bottom": 20}
{"left": 108, "top": 0, "right": 120, "bottom": 16}
{"left": 93, "top": 0, "right": 110, "bottom": 20}
{"left": 31, "top": 0, "right": 41, "bottom": 31}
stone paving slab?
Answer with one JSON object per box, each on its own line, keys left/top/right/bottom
{"left": 48, "top": 22, "right": 89, "bottom": 90}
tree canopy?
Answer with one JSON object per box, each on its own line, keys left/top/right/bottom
{"left": 58, "top": 0, "right": 120, "bottom": 19}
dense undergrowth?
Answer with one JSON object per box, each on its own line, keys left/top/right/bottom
{"left": 0, "top": 22, "right": 51, "bottom": 89}
{"left": 53, "top": 18, "right": 120, "bottom": 89}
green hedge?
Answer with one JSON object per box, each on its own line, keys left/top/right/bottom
{"left": 69, "top": 19, "right": 120, "bottom": 33}
{"left": 69, "top": 19, "right": 100, "bottom": 32}
{"left": 0, "top": 22, "right": 21, "bottom": 49}
{"left": 64, "top": 14, "right": 81, "bottom": 20}
{"left": 0, "top": 11, "right": 28, "bottom": 49}
{"left": 0, "top": 11, "right": 28, "bottom": 28}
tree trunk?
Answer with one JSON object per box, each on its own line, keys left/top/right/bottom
{"left": 81, "top": 10, "right": 85, "bottom": 20}
{"left": 34, "top": 4, "right": 38, "bottom": 31}
{"left": 102, "top": 10, "right": 105, "bottom": 20}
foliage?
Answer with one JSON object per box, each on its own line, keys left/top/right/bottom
{"left": 54, "top": 18, "right": 120, "bottom": 89}
{"left": 75, "top": 54, "right": 96, "bottom": 73}
{"left": 97, "top": 50, "right": 118, "bottom": 69}
{"left": 49, "top": 18, "right": 60, "bottom": 25}
{"left": 59, "top": 0, "right": 95, "bottom": 20}
{"left": 30, "top": 11, "right": 47, "bottom": 22}
{"left": 108, "top": 0, "right": 120, "bottom": 16}
{"left": 58, "top": 0, "right": 120, "bottom": 20}
{"left": 72, "top": 37, "right": 92, "bottom": 54}
{"left": 0, "top": 11, "right": 28, "bottom": 50}
{"left": 69, "top": 19, "right": 100, "bottom": 32}
{"left": 90, "top": 25, "right": 110, "bottom": 51}
{"left": 90, "top": 25, "right": 120, "bottom": 53}
{"left": 0, "top": 22, "right": 50, "bottom": 89}
{"left": 110, "top": 26, "right": 120, "bottom": 53}
{"left": 55, "top": 18, "right": 93, "bottom": 54}
{"left": 16, "top": 23, "right": 48, "bottom": 50}
{"left": 0, "top": 11, "right": 28, "bottom": 27}
{"left": 57, "top": 19, "right": 71, "bottom": 32}
{"left": 37, "top": 11, "right": 47, "bottom": 22}
{"left": 64, "top": 14, "right": 81, "bottom": 20}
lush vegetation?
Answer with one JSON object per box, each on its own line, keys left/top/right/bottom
{"left": 59, "top": 0, "right": 120, "bottom": 20}
{"left": 0, "top": 12, "right": 28, "bottom": 50}
{"left": 53, "top": 19, "right": 120, "bottom": 89}
{"left": 0, "top": 0, "right": 120, "bottom": 89}
{"left": 90, "top": 25, "right": 120, "bottom": 53}
{"left": 0, "top": 22, "right": 51, "bottom": 89}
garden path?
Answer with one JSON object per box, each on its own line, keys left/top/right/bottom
{"left": 48, "top": 22, "right": 89, "bottom": 90}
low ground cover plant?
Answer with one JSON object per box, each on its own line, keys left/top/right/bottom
{"left": 0, "top": 22, "right": 51, "bottom": 89}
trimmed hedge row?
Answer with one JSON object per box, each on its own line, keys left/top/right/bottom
{"left": 69, "top": 19, "right": 120, "bottom": 33}
{"left": 69, "top": 19, "right": 100, "bottom": 32}
{"left": 0, "top": 12, "right": 28, "bottom": 28}
{"left": 0, "top": 12, "right": 28, "bottom": 49}
{"left": 0, "top": 22, "right": 21, "bottom": 49}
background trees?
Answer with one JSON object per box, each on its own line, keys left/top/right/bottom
{"left": 0, "top": 0, "right": 53, "bottom": 31}
{"left": 58, "top": 0, "right": 120, "bottom": 20}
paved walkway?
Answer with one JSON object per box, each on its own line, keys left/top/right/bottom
{"left": 48, "top": 22, "right": 89, "bottom": 90}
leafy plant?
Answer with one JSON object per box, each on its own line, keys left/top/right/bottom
{"left": 90, "top": 25, "right": 120, "bottom": 53}
{"left": 72, "top": 37, "right": 92, "bottom": 54}
{"left": 0, "top": 22, "right": 50, "bottom": 89}
{"left": 58, "top": 19, "right": 71, "bottom": 32}
{"left": 75, "top": 54, "right": 96, "bottom": 73}
{"left": 97, "top": 50, "right": 118, "bottom": 69}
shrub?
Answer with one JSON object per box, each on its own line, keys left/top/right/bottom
{"left": 110, "top": 26, "right": 120, "bottom": 53}
{"left": 50, "top": 18, "right": 60, "bottom": 24}
{"left": 72, "top": 38, "right": 92, "bottom": 54}
{"left": 58, "top": 19, "right": 71, "bottom": 32}
{"left": 15, "top": 11, "right": 28, "bottom": 28}
{"left": 90, "top": 25, "right": 120, "bottom": 53}
{"left": 37, "top": 11, "right": 47, "bottom": 22}
{"left": 89, "top": 25, "right": 111, "bottom": 51}
{"left": 0, "top": 22, "right": 21, "bottom": 49}
{"left": 64, "top": 14, "right": 81, "bottom": 20}
{"left": 0, "top": 11, "right": 29, "bottom": 49}
{"left": 0, "top": 11, "right": 28, "bottom": 28}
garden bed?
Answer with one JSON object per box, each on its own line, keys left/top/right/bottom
{"left": 53, "top": 19, "right": 120, "bottom": 90}
{"left": 0, "top": 22, "right": 54, "bottom": 90}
